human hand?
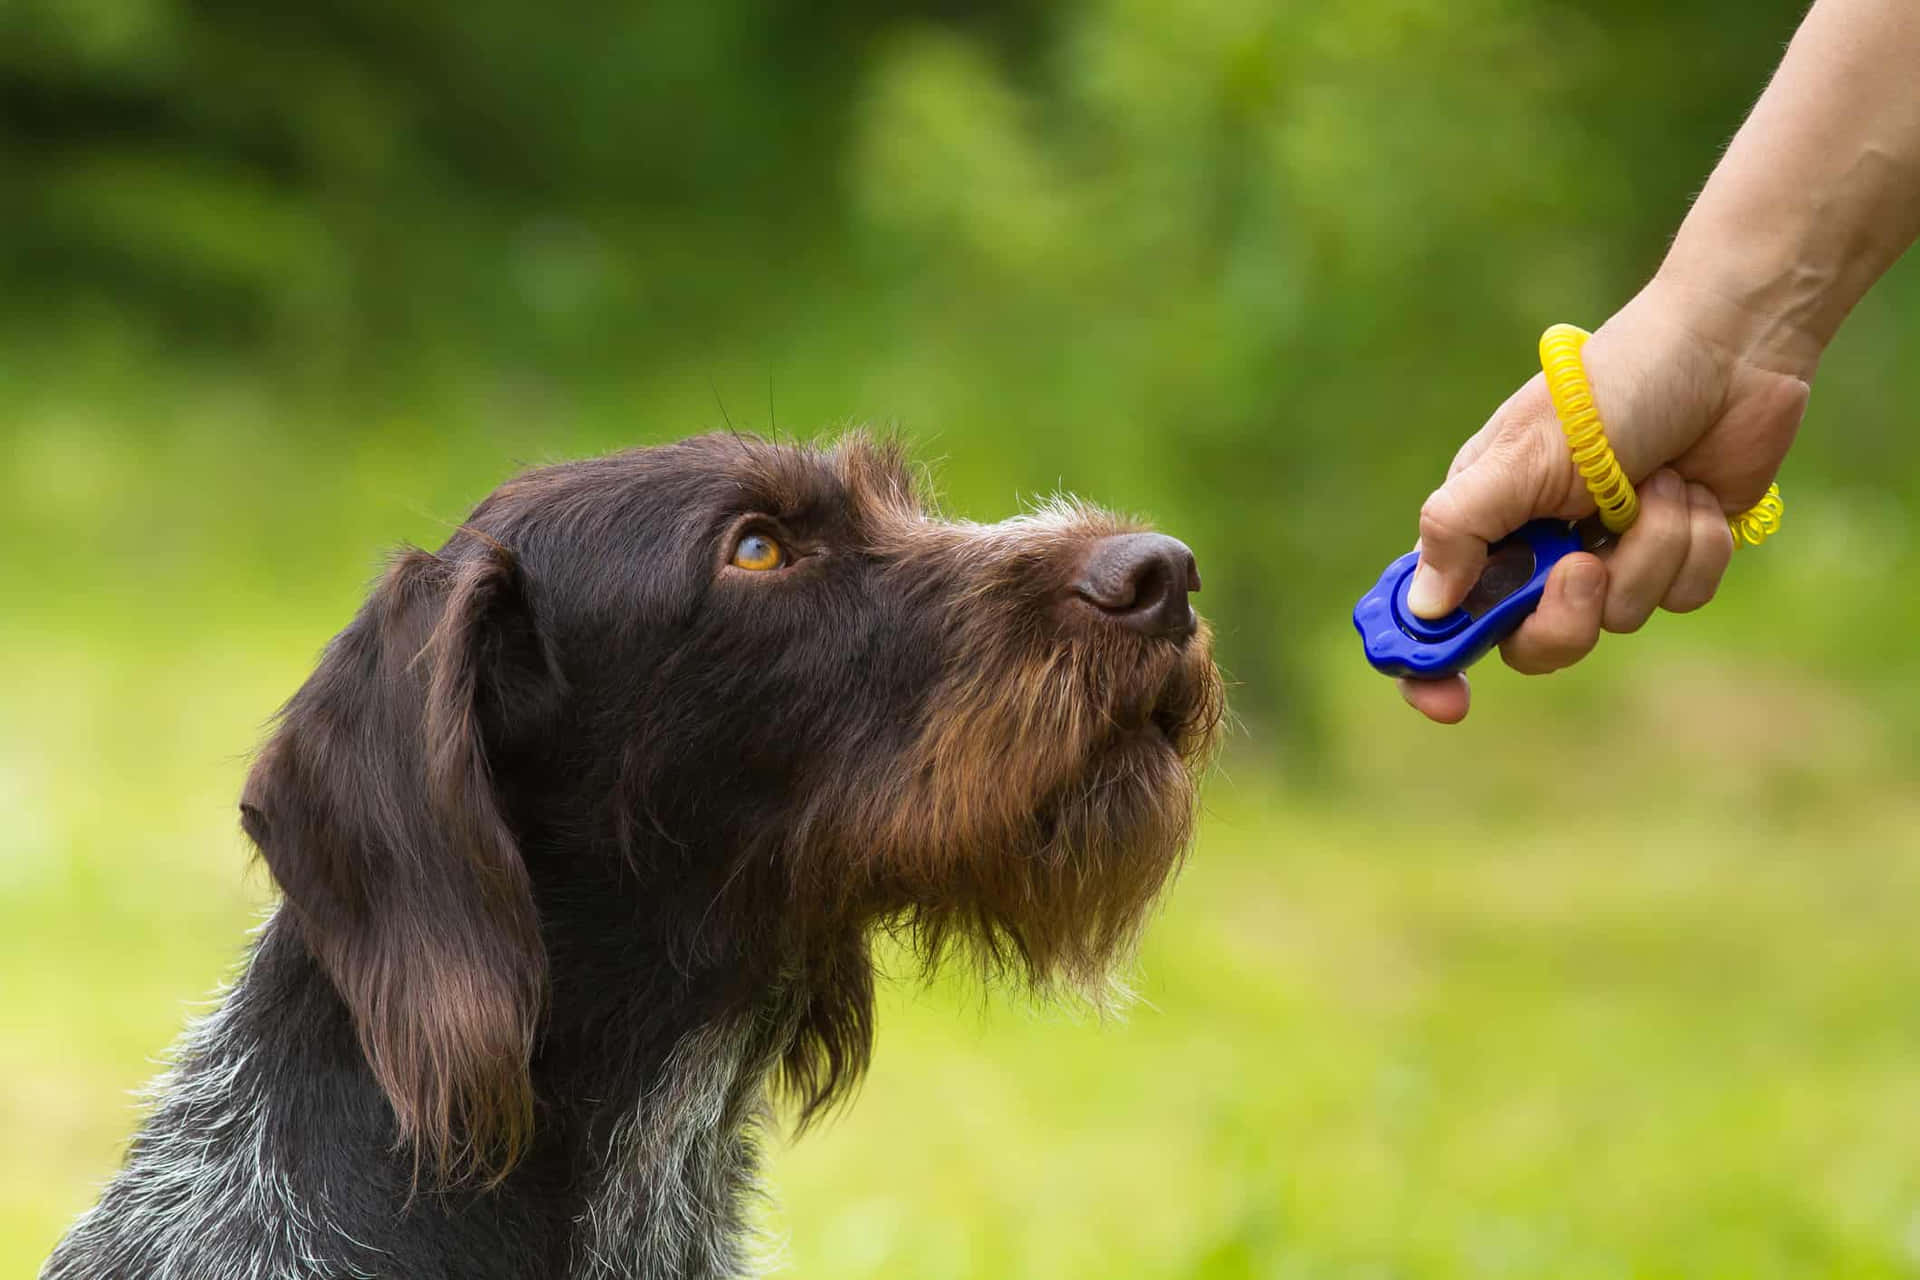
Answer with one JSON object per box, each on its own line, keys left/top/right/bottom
{"left": 1398, "top": 276, "right": 1811, "bottom": 723}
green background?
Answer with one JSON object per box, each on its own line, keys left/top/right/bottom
{"left": 6, "top": 0, "right": 1919, "bottom": 1274}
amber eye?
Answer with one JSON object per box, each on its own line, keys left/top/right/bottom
{"left": 730, "top": 532, "right": 786, "bottom": 571}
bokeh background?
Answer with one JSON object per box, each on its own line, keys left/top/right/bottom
{"left": 7, "top": 0, "right": 1920, "bottom": 1275}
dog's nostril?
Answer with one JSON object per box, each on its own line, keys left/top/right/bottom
{"left": 1073, "top": 533, "right": 1201, "bottom": 640}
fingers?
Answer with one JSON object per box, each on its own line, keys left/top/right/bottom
{"left": 1662, "top": 482, "right": 1735, "bottom": 613}
{"left": 1588, "top": 469, "right": 1734, "bottom": 631}
{"left": 1398, "top": 674, "right": 1471, "bottom": 724}
{"left": 1598, "top": 469, "right": 1692, "bottom": 633}
{"left": 1498, "top": 552, "right": 1605, "bottom": 674}
{"left": 1488, "top": 472, "right": 1735, "bottom": 680}
{"left": 1409, "top": 378, "right": 1562, "bottom": 618}
{"left": 1397, "top": 480, "right": 1738, "bottom": 721}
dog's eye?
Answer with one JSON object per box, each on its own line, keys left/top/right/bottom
{"left": 730, "top": 532, "right": 786, "bottom": 572}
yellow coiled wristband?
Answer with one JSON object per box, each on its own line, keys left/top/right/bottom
{"left": 1538, "top": 323, "right": 1783, "bottom": 548}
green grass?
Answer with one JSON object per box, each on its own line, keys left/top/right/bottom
{"left": 774, "top": 789, "right": 1920, "bottom": 1279}
{"left": 9, "top": 586, "right": 1920, "bottom": 1277}
{"left": 5, "top": 375, "right": 1918, "bottom": 1276}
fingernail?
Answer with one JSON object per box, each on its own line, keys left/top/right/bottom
{"left": 1567, "top": 559, "right": 1605, "bottom": 605}
{"left": 1406, "top": 564, "right": 1446, "bottom": 618}
{"left": 1652, "top": 469, "right": 1683, "bottom": 499}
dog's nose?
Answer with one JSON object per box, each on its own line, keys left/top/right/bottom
{"left": 1074, "top": 533, "right": 1201, "bottom": 640}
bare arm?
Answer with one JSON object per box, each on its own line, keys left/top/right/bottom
{"left": 1661, "top": 0, "right": 1920, "bottom": 378}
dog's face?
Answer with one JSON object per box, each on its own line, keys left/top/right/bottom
{"left": 241, "top": 433, "right": 1222, "bottom": 1179}
{"left": 523, "top": 435, "right": 1223, "bottom": 975}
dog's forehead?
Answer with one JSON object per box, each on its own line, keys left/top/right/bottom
{"left": 716, "top": 433, "right": 921, "bottom": 530}
{"left": 472, "top": 432, "right": 921, "bottom": 542}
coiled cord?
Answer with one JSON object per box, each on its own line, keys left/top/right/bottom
{"left": 1537, "top": 323, "right": 1783, "bottom": 548}
{"left": 1728, "top": 483, "right": 1784, "bottom": 547}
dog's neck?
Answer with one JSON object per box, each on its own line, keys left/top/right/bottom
{"left": 43, "top": 907, "right": 795, "bottom": 1280}
{"left": 568, "top": 1013, "right": 779, "bottom": 1280}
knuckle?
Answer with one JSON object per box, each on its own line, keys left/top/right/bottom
{"left": 1505, "top": 614, "right": 1592, "bottom": 673}
{"left": 1604, "top": 601, "right": 1654, "bottom": 634}
{"left": 1417, "top": 487, "right": 1467, "bottom": 550}
{"left": 1603, "top": 564, "right": 1664, "bottom": 632}
{"left": 1667, "top": 556, "right": 1728, "bottom": 617}
{"left": 1659, "top": 504, "right": 1692, "bottom": 550}
{"left": 1503, "top": 639, "right": 1573, "bottom": 675}
{"left": 1602, "top": 573, "right": 1657, "bottom": 634}
{"left": 1506, "top": 416, "right": 1557, "bottom": 474}
{"left": 1485, "top": 420, "right": 1560, "bottom": 504}
{"left": 1700, "top": 513, "right": 1736, "bottom": 568}
{"left": 1498, "top": 641, "right": 1548, "bottom": 675}
{"left": 1664, "top": 582, "right": 1717, "bottom": 614}
{"left": 1646, "top": 481, "right": 1691, "bottom": 545}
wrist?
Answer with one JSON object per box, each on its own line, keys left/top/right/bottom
{"left": 1652, "top": 243, "right": 1830, "bottom": 381}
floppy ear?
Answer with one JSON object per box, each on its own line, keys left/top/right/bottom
{"left": 240, "top": 540, "right": 559, "bottom": 1184}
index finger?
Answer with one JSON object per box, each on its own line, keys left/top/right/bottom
{"left": 1408, "top": 377, "right": 1566, "bottom": 619}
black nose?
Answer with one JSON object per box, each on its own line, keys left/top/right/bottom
{"left": 1074, "top": 533, "right": 1201, "bottom": 640}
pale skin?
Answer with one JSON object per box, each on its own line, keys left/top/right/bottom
{"left": 1401, "top": 0, "right": 1920, "bottom": 723}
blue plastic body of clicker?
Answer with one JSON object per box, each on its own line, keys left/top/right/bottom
{"left": 1352, "top": 519, "right": 1585, "bottom": 679}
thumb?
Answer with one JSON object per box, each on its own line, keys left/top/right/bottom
{"left": 1408, "top": 387, "right": 1566, "bottom": 618}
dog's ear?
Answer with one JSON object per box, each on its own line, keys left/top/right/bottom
{"left": 240, "top": 541, "right": 559, "bottom": 1184}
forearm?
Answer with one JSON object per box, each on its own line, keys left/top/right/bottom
{"left": 1657, "top": 0, "right": 1920, "bottom": 377}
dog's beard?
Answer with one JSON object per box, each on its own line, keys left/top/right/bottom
{"left": 852, "top": 620, "right": 1225, "bottom": 1004}
{"left": 756, "top": 482, "right": 1225, "bottom": 1120}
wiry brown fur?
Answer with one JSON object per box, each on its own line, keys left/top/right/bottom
{"left": 702, "top": 438, "right": 1225, "bottom": 1125}
{"left": 239, "top": 546, "right": 554, "bottom": 1185}
{"left": 49, "top": 431, "right": 1222, "bottom": 1280}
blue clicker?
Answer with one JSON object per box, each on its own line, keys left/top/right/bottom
{"left": 1353, "top": 519, "right": 1586, "bottom": 679}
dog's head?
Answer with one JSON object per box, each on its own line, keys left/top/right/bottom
{"left": 240, "top": 433, "right": 1222, "bottom": 1179}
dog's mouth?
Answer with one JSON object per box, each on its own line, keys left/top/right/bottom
{"left": 1149, "top": 700, "right": 1188, "bottom": 745}
{"left": 1114, "top": 688, "right": 1190, "bottom": 744}
{"left": 1107, "top": 636, "right": 1222, "bottom": 763}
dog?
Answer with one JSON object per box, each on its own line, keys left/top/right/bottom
{"left": 43, "top": 432, "right": 1222, "bottom": 1280}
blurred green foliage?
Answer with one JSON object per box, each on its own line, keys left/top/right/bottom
{"left": 6, "top": 0, "right": 1920, "bottom": 1275}
{"left": 10, "top": 0, "right": 1917, "bottom": 734}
